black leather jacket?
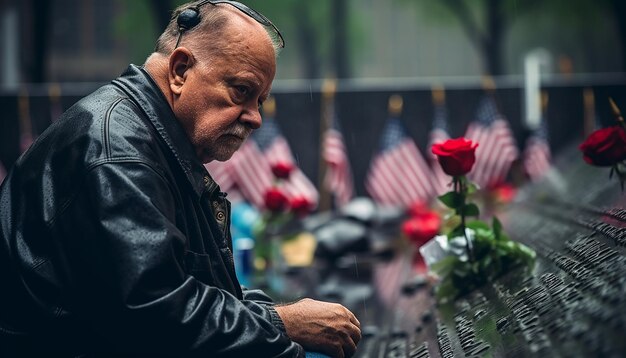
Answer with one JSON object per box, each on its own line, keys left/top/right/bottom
{"left": 0, "top": 65, "right": 304, "bottom": 357}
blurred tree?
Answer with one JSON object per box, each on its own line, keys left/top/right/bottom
{"left": 332, "top": 0, "right": 350, "bottom": 78}
{"left": 398, "top": 0, "right": 624, "bottom": 75}
{"left": 247, "top": 0, "right": 330, "bottom": 79}
{"left": 115, "top": 0, "right": 161, "bottom": 64}
{"left": 397, "top": 0, "right": 541, "bottom": 76}
{"left": 241, "top": 0, "right": 367, "bottom": 79}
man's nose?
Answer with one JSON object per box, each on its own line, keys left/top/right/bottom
{"left": 241, "top": 107, "right": 262, "bottom": 130}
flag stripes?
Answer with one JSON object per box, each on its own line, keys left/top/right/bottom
{"left": 323, "top": 127, "right": 354, "bottom": 207}
{"left": 366, "top": 118, "right": 435, "bottom": 208}
{"left": 465, "top": 96, "right": 519, "bottom": 188}
{"left": 428, "top": 105, "right": 451, "bottom": 195}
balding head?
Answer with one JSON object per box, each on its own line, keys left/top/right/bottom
{"left": 153, "top": 1, "right": 281, "bottom": 61}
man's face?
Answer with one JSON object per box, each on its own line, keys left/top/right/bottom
{"left": 172, "top": 18, "right": 277, "bottom": 163}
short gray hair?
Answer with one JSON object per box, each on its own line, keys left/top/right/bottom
{"left": 153, "top": 1, "right": 281, "bottom": 58}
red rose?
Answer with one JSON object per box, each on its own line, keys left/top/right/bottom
{"left": 432, "top": 138, "right": 479, "bottom": 176}
{"left": 401, "top": 211, "right": 441, "bottom": 246}
{"left": 406, "top": 201, "right": 429, "bottom": 217}
{"left": 271, "top": 162, "right": 294, "bottom": 179}
{"left": 289, "top": 196, "right": 314, "bottom": 217}
{"left": 579, "top": 126, "right": 626, "bottom": 167}
{"left": 491, "top": 182, "right": 517, "bottom": 204}
{"left": 264, "top": 187, "right": 289, "bottom": 212}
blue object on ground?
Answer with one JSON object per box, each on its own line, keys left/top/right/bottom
{"left": 305, "top": 352, "right": 331, "bottom": 358}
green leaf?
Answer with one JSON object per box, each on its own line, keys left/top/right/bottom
{"left": 438, "top": 191, "right": 463, "bottom": 210}
{"left": 464, "top": 203, "right": 480, "bottom": 217}
{"left": 435, "top": 278, "right": 459, "bottom": 303}
{"left": 518, "top": 243, "right": 537, "bottom": 260}
{"left": 431, "top": 255, "right": 459, "bottom": 277}
{"left": 492, "top": 216, "right": 503, "bottom": 240}
{"left": 466, "top": 181, "right": 479, "bottom": 194}
{"left": 466, "top": 220, "right": 490, "bottom": 231}
{"left": 449, "top": 225, "right": 466, "bottom": 238}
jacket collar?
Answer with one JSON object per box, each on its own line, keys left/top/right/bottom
{"left": 112, "top": 64, "right": 219, "bottom": 197}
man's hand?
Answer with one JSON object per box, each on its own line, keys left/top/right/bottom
{"left": 274, "top": 298, "right": 361, "bottom": 358}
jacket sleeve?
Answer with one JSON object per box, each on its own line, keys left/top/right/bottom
{"left": 60, "top": 160, "right": 304, "bottom": 357}
{"left": 242, "top": 287, "right": 276, "bottom": 304}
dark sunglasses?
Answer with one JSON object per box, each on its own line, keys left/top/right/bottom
{"left": 175, "top": 0, "right": 285, "bottom": 49}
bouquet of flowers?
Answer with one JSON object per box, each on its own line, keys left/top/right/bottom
{"left": 254, "top": 162, "right": 315, "bottom": 274}
{"left": 420, "top": 138, "right": 535, "bottom": 301}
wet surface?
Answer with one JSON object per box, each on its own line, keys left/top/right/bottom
{"left": 288, "top": 148, "right": 626, "bottom": 357}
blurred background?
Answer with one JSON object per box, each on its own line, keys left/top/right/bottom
{"left": 3, "top": 3, "right": 626, "bottom": 355}
{"left": 1, "top": 0, "right": 626, "bottom": 199}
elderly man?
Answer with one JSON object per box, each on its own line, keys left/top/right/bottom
{"left": 0, "top": 1, "right": 360, "bottom": 357}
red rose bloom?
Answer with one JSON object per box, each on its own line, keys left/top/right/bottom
{"left": 401, "top": 211, "right": 441, "bottom": 246}
{"left": 579, "top": 126, "right": 626, "bottom": 167}
{"left": 491, "top": 182, "right": 517, "bottom": 204}
{"left": 271, "top": 162, "right": 294, "bottom": 179}
{"left": 264, "top": 187, "right": 289, "bottom": 212}
{"left": 406, "top": 201, "right": 429, "bottom": 217}
{"left": 289, "top": 196, "right": 314, "bottom": 217}
{"left": 432, "top": 138, "right": 479, "bottom": 176}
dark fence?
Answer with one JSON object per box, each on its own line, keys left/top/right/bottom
{"left": 1, "top": 74, "right": 626, "bottom": 196}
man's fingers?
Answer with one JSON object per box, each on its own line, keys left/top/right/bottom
{"left": 348, "top": 323, "right": 362, "bottom": 346}
{"left": 348, "top": 311, "right": 360, "bottom": 328}
{"left": 343, "top": 336, "right": 358, "bottom": 358}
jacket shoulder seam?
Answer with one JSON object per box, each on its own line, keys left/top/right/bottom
{"left": 102, "top": 97, "right": 127, "bottom": 159}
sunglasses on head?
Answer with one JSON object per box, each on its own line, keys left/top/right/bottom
{"left": 175, "top": 0, "right": 285, "bottom": 49}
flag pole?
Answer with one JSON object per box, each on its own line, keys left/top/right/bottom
{"left": 48, "top": 83, "right": 62, "bottom": 123}
{"left": 541, "top": 91, "right": 549, "bottom": 112}
{"left": 18, "top": 86, "right": 34, "bottom": 153}
{"left": 317, "top": 79, "right": 336, "bottom": 212}
{"left": 481, "top": 75, "right": 498, "bottom": 111}
{"left": 608, "top": 97, "right": 625, "bottom": 127}
{"left": 263, "top": 95, "right": 276, "bottom": 119}
{"left": 582, "top": 88, "right": 595, "bottom": 138}
{"left": 431, "top": 85, "right": 446, "bottom": 107}
{"left": 388, "top": 94, "right": 403, "bottom": 117}
{"left": 481, "top": 75, "right": 496, "bottom": 95}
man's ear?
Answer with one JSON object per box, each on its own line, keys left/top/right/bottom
{"left": 168, "top": 47, "right": 195, "bottom": 95}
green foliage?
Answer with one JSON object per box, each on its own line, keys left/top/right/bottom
{"left": 463, "top": 203, "right": 480, "bottom": 217}
{"left": 433, "top": 173, "right": 535, "bottom": 302}
{"left": 245, "top": 0, "right": 368, "bottom": 77}
{"left": 114, "top": 0, "right": 160, "bottom": 64}
{"left": 431, "top": 223, "right": 536, "bottom": 302}
{"left": 466, "top": 181, "right": 479, "bottom": 195}
{"left": 438, "top": 192, "right": 463, "bottom": 210}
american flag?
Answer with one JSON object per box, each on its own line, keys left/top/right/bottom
{"left": 523, "top": 118, "right": 551, "bottom": 182}
{"left": 253, "top": 117, "right": 319, "bottom": 206}
{"left": 465, "top": 96, "right": 519, "bottom": 189}
{"left": 204, "top": 159, "right": 236, "bottom": 193}
{"left": 428, "top": 105, "right": 452, "bottom": 196}
{"left": 224, "top": 140, "right": 274, "bottom": 208}
{"left": 204, "top": 119, "right": 318, "bottom": 209}
{"left": 322, "top": 110, "right": 354, "bottom": 207}
{"left": 365, "top": 117, "right": 435, "bottom": 208}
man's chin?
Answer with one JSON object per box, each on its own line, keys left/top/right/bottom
{"left": 202, "top": 149, "right": 237, "bottom": 164}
